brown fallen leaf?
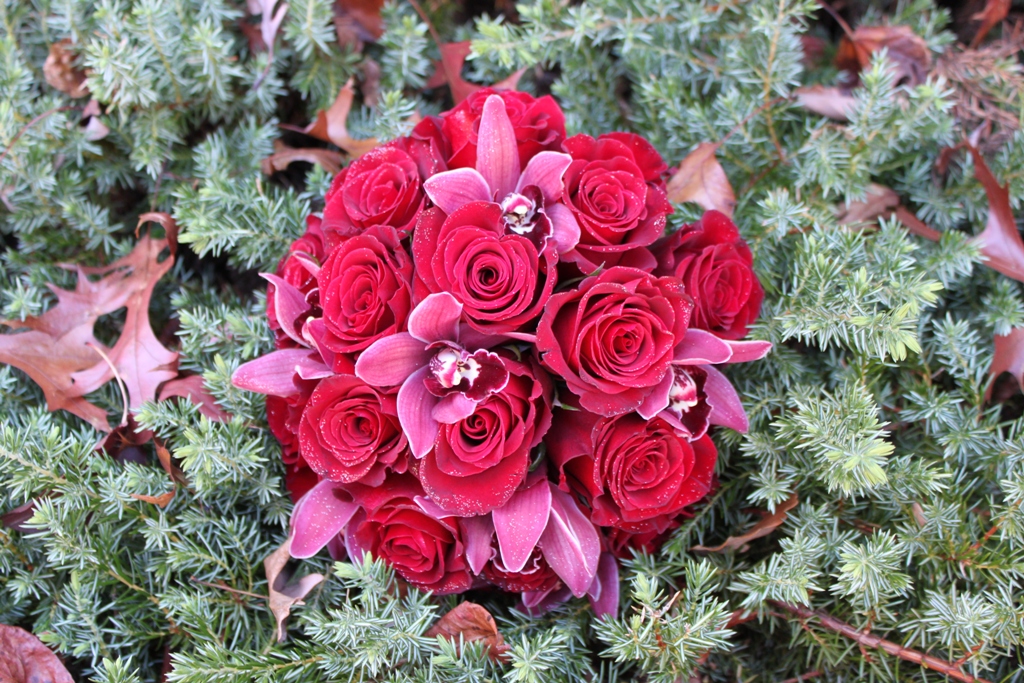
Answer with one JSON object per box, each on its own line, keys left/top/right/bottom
{"left": 426, "top": 602, "right": 510, "bottom": 662}
{"left": 334, "top": 0, "right": 385, "bottom": 49}
{"left": 836, "top": 25, "right": 932, "bottom": 86}
{"left": 137, "top": 212, "right": 179, "bottom": 257}
{"left": 261, "top": 145, "right": 344, "bottom": 175}
{"left": 964, "top": 144, "right": 1024, "bottom": 283}
{"left": 987, "top": 327, "right": 1024, "bottom": 400}
{"left": 158, "top": 375, "right": 230, "bottom": 422}
{"left": 360, "top": 58, "right": 382, "bottom": 108}
{"left": 1, "top": 501, "right": 37, "bottom": 532}
{"left": 279, "top": 79, "right": 379, "bottom": 158}
{"left": 692, "top": 492, "right": 799, "bottom": 552}
{"left": 795, "top": 85, "right": 858, "bottom": 122}
{"left": 666, "top": 142, "right": 736, "bottom": 218}
{"left": 0, "top": 624, "right": 74, "bottom": 683}
{"left": 97, "top": 416, "right": 153, "bottom": 465}
{"left": 911, "top": 502, "right": 928, "bottom": 526}
{"left": 837, "top": 184, "right": 900, "bottom": 225}
{"left": 130, "top": 491, "right": 175, "bottom": 507}
{"left": 425, "top": 41, "right": 527, "bottom": 105}
{"left": 43, "top": 39, "right": 88, "bottom": 99}
{"left": 970, "top": 0, "right": 1011, "bottom": 48}
{"left": 264, "top": 537, "right": 325, "bottom": 642}
{"left": 154, "top": 437, "right": 188, "bottom": 487}
{"left": 893, "top": 205, "right": 943, "bottom": 242}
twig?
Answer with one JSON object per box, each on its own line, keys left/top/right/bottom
{"left": 86, "top": 341, "right": 128, "bottom": 428}
{"left": 407, "top": 0, "right": 457, "bottom": 93}
{"left": 190, "top": 575, "right": 266, "bottom": 601}
{"left": 720, "top": 95, "right": 793, "bottom": 146}
{"left": 771, "top": 601, "right": 994, "bottom": 683}
{"left": 814, "top": 0, "right": 856, "bottom": 41}
{"left": 0, "top": 106, "right": 79, "bottom": 169}
{"left": 970, "top": 500, "right": 1020, "bottom": 552}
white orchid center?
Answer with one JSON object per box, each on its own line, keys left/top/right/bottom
{"left": 669, "top": 368, "right": 700, "bottom": 415}
{"left": 430, "top": 347, "right": 482, "bottom": 389}
{"left": 500, "top": 192, "right": 539, "bottom": 235}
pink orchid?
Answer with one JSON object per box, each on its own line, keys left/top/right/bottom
{"left": 422, "top": 94, "right": 580, "bottom": 256}
{"left": 355, "top": 292, "right": 519, "bottom": 458}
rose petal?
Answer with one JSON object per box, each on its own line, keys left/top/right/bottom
{"left": 702, "top": 363, "right": 749, "bottom": 433}
{"left": 408, "top": 292, "right": 463, "bottom": 344}
{"left": 397, "top": 366, "right": 440, "bottom": 458}
{"left": 459, "top": 514, "right": 495, "bottom": 575}
{"left": 539, "top": 485, "right": 601, "bottom": 597}
{"left": 516, "top": 151, "right": 573, "bottom": 203}
{"left": 546, "top": 202, "right": 581, "bottom": 255}
{"left": 493, "top": 478, "right": 552, "bottom": 573}
{"left": 674, "top": 328, "right": 734, "bottom": 364}
{"left": 355, "top": 332, "right": 432, "bottom": 387}
{"left": 432, "top": 392, "right": 478, "bottom": 424}
{"left": 586, "top": 552, "right": 620, "bottom": 620}
{"left": 289, "top": 480, "right": 359, "bottom": 559}
{"left": 232, "top": 349, "right": 323, "bottom": 397}
{"left": 423, "top": 168, "right": 493, "bottom": 215}
{"left": 262, "top": 273, "right": 311, "bottom": 347}
{"left": 476, "top": 95, "right": 520, "bottom": 199}
{"left": 722, "top": 339, "right": 773, "bottom": 364}
{"left": 637, "top": 371, "right": 674, "bottom": 420}
{"left": 414, "top": 495, "right": 456, "bottom": 519}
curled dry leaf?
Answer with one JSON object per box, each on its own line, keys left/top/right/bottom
{"left": 334, "top": 0, "right": 386, "bottom": 49}
{"left": 137, "top": 212, "right": 178, "bottom": 257}
{"left": 965, "top": 144, "right": 1024, "bottom": 283}
{"left": 279, "top": 79, "right": 379, "bottom": 158}
{"left": 1, "top": 501, "right": 37, "bottom": 532}
{"left": 836, "top": 25, "right": 932, "bottom": 86}
{"left": 970, "top": 0, "right": 1011, "bottom": 48}
{"left": 666, "top": 142, "right": 736, "bottom": 218}
{"left": 158, "top": 374, "right": 230, "bottom": 422}
{"left": 425, "top": 602, "right": 510, "bottom": 662}
{"left": 692, "top": 492, "right": 799, "bottom": 552}
{"left": 0, "top": 624, "right": 74, "bottom": 683}
{"left": 987, "top": 327, "right": 1024, "bottom": 400}
{"left": 837, "top": 184, "right": 900, "bottom": 225}
{"left": 43, "top": 39, "right": 88, "bottom": 99}
{"left": 262, "top": 145, "right": 344, "bottom": 175}
{"left": 130, "top": 491, "right": 175, "bottom": 507}
{"left": 154, "top": 437, "right": 188, "bottom": 487}
{"left": 264, "top": 537, "right": 324, "bottom": 642}
{"left": 425, "top": 41, "right": 527, "bottom": 105}
{"left": 795, "top": 85, "right": 858, "bottom": 122}
{"left": 894, "top": 205, "right": 943, "bottom": 242}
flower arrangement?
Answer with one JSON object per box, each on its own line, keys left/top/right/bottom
{"left": 233, "top": 88, "right": 770, "bottom": 613}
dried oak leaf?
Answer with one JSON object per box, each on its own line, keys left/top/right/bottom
{"left": 987, "top": 327, "right": 1024, "bottom": 400}
{"left": 158, "top": 375, "right": 230, "bottom": 422}
{"left": 137, "top": 212, "right": 178, "bottom": 257}
{"left": 426, "top": 602, "right": 510, "bottom": 662}
{"left": 965, "top": 144, "right": 1024, "bottom": 283}
{"left": 43, "top": 39, "right": 88, "bottom": 99}
{"left": 970, "top": 0, "right": 1011, "bottom": 48}
{"left": 334, "top": 0, "right": 385, "bottom": 49}
{"left": 692, "top": 492, "right": 799, "bottom": 552}
{"left": 279, "top": 79, "right": 379, "bottom": 158}
{"left": 795, "top": 84, "right": 858, "bottom": 121}
{"left": 666, "top": 142, "right": 736, "bottom": 218}
{"left": 264, "top": 538, "right": 324, "bottom": 642}
{"left": 0, "top": 624, "right": 74, "bottom": 683}
{"left": 262, "top": 144, "right": 344, "bottom": 176}
{"left": 154, "top": 437, "right": 188, "bottom": 487}
{"left": 425, "top": 41, "right": 527, "bottom": 105}
{"left": 837, "top": 183, "right": 900, "bottom": 225}
{"left": 130, "top": 490, "right": 175, "bottom": 507}
{"left": 1, "top": 501, "right": 37, "bottom": 532}
{"left": 836, "top": 25, "right": 932, "bottom": 86}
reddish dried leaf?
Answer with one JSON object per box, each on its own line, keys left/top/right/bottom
{"left": 0, "top": 624, "right": 74, "bottom": 683}
{"left": 278, "top": 79, "right": 379, "bottom": 158}
{"left": 964, "top": 144, "right": 1024, "bottom": 283}
{"left": 261, "top": 145, "right": 344, "bottom": 175}
{"left": 334, "top": 0, "right": 385, "bottom": 49}
{"left": 894, "top": 205, "right": 943, "bottom": 242}
{"left": 257, "top": 0, "right": 289, "bottom": 55}
{"left": 970, "top": 0, "right": 1011, "bottom": 48}
{"left": 1, "top": 501, "right": 37, "bottom": 532}
{"left": 159, "top": 374, "right": 230, "bottom": 422}
{"left": 360, "top": 58, "right": 382, "bottom": 108}
{"left": 97, "top": 416, "right": 153, "bottom": 465}
{"left": 836, "top": 25, "right": 932, "bottom": 86}
{"left": 426, "top": 41, "right": 526, "bottom": 105}
{"left": 130, "top": 490, "right": 175, "bottom": 507}
{"left": 988, "top": 327, "right": 1024, "bottom": 400}
{"left": 154, "top": 437, "right": 188, "bottom": 487}
{"left": 137, "top": 213, "right": 178, "bottom": 257}
{"left": 43, "top": 39, "right": 88, "bottom": 99}
{"left": 666, "top": 142, "right": 736, "bottom": 218}
{"left": 692, "top": 492, "right": 799, "bottom": 552}
{"left": 795, "top": 85, "right": 858, "bottom": 122}
{"left": 425, "top": 602, "right": 510, "bottom": 662}
{"left": 264, "top": 538, "right": 324, "bottom": 642}
{"left": 83, "top": 116, "right": 109, "bottom": 142}
{"left": 837, "top": 184, "right": 900, "bottom": 225}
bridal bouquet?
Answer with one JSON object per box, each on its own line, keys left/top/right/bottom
{"left": 233, "top": 88, "right": 770, "bottom": 615}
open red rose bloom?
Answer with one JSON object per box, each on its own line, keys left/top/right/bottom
{"left": 234, "top": 89, "right": 770, "bottom": 615}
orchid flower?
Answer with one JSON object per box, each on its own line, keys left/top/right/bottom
{"left": 422, "top": 94, "right": 580, "bottom": 256}
{"left": 355, "top": 292, "right": 517, "bottom": 458}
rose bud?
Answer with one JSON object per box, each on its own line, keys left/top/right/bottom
{"left": 267, "top": 215, "right": 326, "bottom": 349}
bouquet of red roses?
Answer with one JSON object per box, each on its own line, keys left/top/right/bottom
{"left": 233, "top": 88, "right": 769, "bottom": 616}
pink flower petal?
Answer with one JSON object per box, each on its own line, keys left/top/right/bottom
{"left": 516, "top": 151, "right": 573, "bottom": 203}
{"left": 289, "top": 480, "right": 359, "bottom": 559}
{"left": 423, "top": 168, "right": 492, "bottom": 215}
{"left": 232, "top": 349, "right": 322, "bottom": 397}
{"left": 637, "top": 371, "right": 673, "bottom": 420}
{"left": 476, "top": 95, "right": 520, "bottom": 200}
{"left": 432, "top": 392, "right": 478, "bottom": 424}
{"left": 301, "top": 317, "right": 337, "bottom": 370}
{"left": 674, "top": 328, "right": 734, "bottom": 364}
{"left": 546, "top": 203, "right": 581, "bottom": 255}
{"left": 587, "top": 552, "right": 620, "bottom": 620}
{"left": 355, "top": 332, "right": 432, "bottom": 387}
{"left": 521, "top": 585, "right": 572, "bottom": 616}
{"left": 539, "top": 485, "right": 601, "bottom": 597}
{"left": 408, "top": 293, "right": 463, "bottom": 344}
{"left": 459, "top": 514, "right": 495, "bottom": 575}
{"left": 397, "top": 366, "right": 440, "bottom": 458}
{"left": 262, "top": 273, "right": 312, "bottom": 347}
{"left": 493, "top": 478, "right": 552, "bottom": 573}
{"left": 722, "top": 339, "right": 773, "bottom": 364}
{"left": 414, "top": 495, "right": 455, "bottom": 519}
{"left": 702, "top": 363, "right": 749, "bottom": 433}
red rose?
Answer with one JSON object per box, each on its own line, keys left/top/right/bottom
{"left": 416, "top": 353, "right": 553, "bottom": 515}
{"left": 483, "top": 545, "right": 561, "bottom": 594}
{"left": 268, "top": 215, "right": 325, "bottom": 348}
{"left": 347, "top": 473, "right": 472, "bottom": 594}
{"left": 413, "top": 203, "right": 556, "bottom": 334}
{"left": 318, "top": 225, "right": 413, "bottom": 360}
{"left": 536, "top": 267, "right": 692, "bottom": 416}
{"left": 653, "top": 210, "right": 764, "bottom": 340}
{"left": 441, "top": 88, "right": 566, "bottom": 170}
{"left": 298, "top": 375, "right": 409, "bottom": 486}
{"left": 548, "top": 407, "right": 717, "bottom": 533}
{"left": 560, "top": 133, "right": 671, "bottom": 273}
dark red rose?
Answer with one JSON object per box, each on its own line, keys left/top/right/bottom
{"left": 268, "top": 215, "right": 326, "bottom": 348}
{"left": 318, "top": 225, "right": 413, "bottom": 361}
{"left": 413, "top": 203, "right": 556, "bottom": 334}
{"left": 560, "top": 133, "right": 671, "bottom": 273}
{"left": 441, "top": 88, "right": 566, "bottom": 170}
{"left": 298, "top": 375, "right": 409, "bottom": 486}
{"left": 653, "top": 210, "right": 764, "bottom": 340}
{"left": 267, "top": 378, "right": 321, "bottom": 501}
{"left": 547, "top": 407, "right": 717, "bottom": 533}
{"left": 604, "top": 525, "right": 676, "bottom": 560}
{"left": 483, "top": 544, "right": 561, "bottom": 593}
{"left": 347, "top": 473, "right": 472, "bottom": 594}
{"left": 536, "top": 267, "right": 692, "bottom": 416}
{"left": 416, "top": 353, "right": 553, "bottom": 515}
{"left": 284, "top": 462, "right": 319, "bottom": 503}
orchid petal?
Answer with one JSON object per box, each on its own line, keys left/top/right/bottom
{"left": 289, "top": 480, "right": 358, "bottom": 559}
{"left": 521, "top": 585, "right": 572, "bottom": 616}
{"left": 432, "top": 392, "right": 478, "bottom": 424}
{"left": 414, "top": 495, "right": 455, "bottom": 519}
{"left": 587, "top": 552, "right": 620, "bottom": 620}
{"left": 355, "top": 333, "right": 432, "bottom": 387}
{"left": 301, "top": 317, "right": 337, "bottom": 370}
{"left": 408, "top": 292, "right": 463, "bottom": 344}
{"left": 493, "top": 478, "right": 552, "bottom": 573}
{"left": 398, "top": 367, "right": 440, "bottom": 458}
{"left": 423, "top": 168, "right": 492, "bottom": 215}
{"left": 539, "top": 485, "right": 601, "bottom": 597}
{"left": 546, "top": 203, "right": 581, "bottom": 255}
{"left": 295, "top": 359, "right": 334, "bottom": 381}
{"left": 674, "top": 328, "right": 733, "bottom": 364}
{"left": 637, "top": 371, "right": 673, "bottom": 420}
{"left": 476, "top": 95, "right": 520, "bottom": 199}
{"left": 459, "top": 515, "right": 495, "bottom": 575}
{"left": 722, "top": 339, "right": 773, "bottom": 364}
{"left": 458, "top": 325, "right": 537, "bottom": 349}
{"left": 516, "top": 151, "right": 573, "bottom": 202}
{"left": 232, "top": 349, "right": 322, "bottom": 397}
{"left": 702, "top": 364, "right": 749, "bottom": 433}
{"left": 262, "top": 273, "right": 311, "bottom": 347}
